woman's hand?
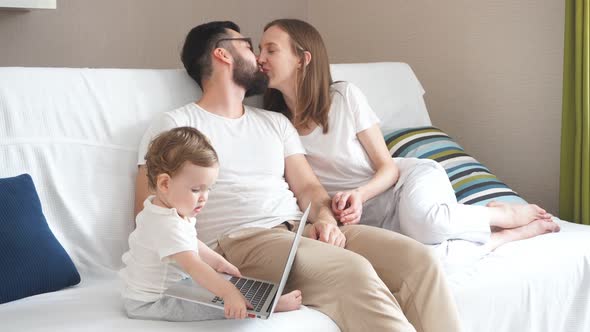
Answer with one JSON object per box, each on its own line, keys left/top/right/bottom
{"left": 332, "top": 190, "right": 363, "bottom": 225}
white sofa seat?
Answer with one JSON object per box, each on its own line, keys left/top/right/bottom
{"left": 0, "top": 274, "right": 336, "bottom": 332}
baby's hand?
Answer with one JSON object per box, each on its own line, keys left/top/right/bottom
{"left": 215, "top": 259, "right": 242, "bottom": 278}
{"left": 223, "top": 288, "right": 252, "bottom": 319}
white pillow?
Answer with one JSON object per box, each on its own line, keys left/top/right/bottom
{"left": 330, "top": 62, "right": 432, "bottom": 133}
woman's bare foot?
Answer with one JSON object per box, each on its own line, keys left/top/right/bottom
{"left": 486, "top": 218, "right": 561, "bottom": 250}
{"left": 487, "top": 201, "right": 552, "bottom": 229}
{"left": 274, "top": 290, "right": 302, "bottom": 312}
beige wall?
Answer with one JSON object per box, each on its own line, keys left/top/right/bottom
{"left": 0, "top": 0, "right": 306, "bottom": 68}
{"left": 0, "top": 0, "right": 564, "bottom": 213}
{"left": 309, "top": 0, "right": 564, "bottom": 214}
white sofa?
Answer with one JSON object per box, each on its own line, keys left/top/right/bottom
{"left": 1, "top": 63, "right": 589, "bottom": 332}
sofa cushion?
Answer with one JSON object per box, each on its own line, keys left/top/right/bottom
{"left": 0, "top": 174, "right": 80, "bottom": 304}
{"left": 385, "top": 127, "right": 527, "bottom": 205}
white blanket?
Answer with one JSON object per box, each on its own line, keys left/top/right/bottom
{"left": 1, "top": 65, "right": 589, "bottom": 332}
{"left": 447, "top": 219, "right": 590, "bottom": 332}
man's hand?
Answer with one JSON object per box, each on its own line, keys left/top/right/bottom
{"left": 308, "top": 221, "right": 346, "bottom": 248}
{"left": 332, "top": 190, "right": 363, "bottom": 225}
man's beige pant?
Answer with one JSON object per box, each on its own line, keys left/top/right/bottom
{"left": 217, "top": 223, "right": 462, "bottom": 332}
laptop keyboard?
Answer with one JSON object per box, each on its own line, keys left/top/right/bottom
{"left": 211, "top": 277, "right": 274, "bottom": 312}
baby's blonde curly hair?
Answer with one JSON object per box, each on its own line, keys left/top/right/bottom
{"left": 144, "top": 127, "right": 218, "bottom": 190}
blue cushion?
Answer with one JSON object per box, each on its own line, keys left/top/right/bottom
{"left": 385, "top": 127, "right": 528, "bottom": 206}
{"left": 0, "top": 174, "right": 80, "bottom": 304}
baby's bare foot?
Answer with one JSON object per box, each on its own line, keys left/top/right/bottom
{"left": 487, "top": 201, "right": 552, "bottom": 228}
{"left": 274, "top": 290, "right": 302, "bottom": 312}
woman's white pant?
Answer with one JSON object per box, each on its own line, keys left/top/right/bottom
{"left": 361, "top": 158, "right": 492, "bottom": 245}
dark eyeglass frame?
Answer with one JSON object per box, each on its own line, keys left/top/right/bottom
{"left": 215, "top": 37, "right": 253, "bottom": 51}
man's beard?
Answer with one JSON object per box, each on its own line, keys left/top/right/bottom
{"left": 232, "top": 52, "right": 268, "bottom": 97}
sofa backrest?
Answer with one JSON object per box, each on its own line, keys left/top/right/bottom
{"left": 0, "top": 63, "right": 430, "bottom": 276}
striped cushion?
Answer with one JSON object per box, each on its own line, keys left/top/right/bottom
{"left": 384, "top": 127, "right": 527, "bottom": 206}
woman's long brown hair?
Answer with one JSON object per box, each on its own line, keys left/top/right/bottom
{"left": 263, "top": 19, "right": 333, "bottom": 134}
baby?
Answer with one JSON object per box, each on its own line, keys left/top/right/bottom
{"left": 119, "top": 126, "right": 301, "bottom": 321}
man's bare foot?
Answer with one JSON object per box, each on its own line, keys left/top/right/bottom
{"left": 487, "top": 201, "right": 552, "bottom": 229}
{"left": 274, "top": 290, "right": 302, "bottom": 312}
{"left": 487, "top": 218, "right": 560, "bottom": 250}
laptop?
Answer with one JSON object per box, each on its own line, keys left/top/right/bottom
{"left": 164, "top": 203, "right": 310, "bottom": 319}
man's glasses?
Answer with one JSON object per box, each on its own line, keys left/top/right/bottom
{"left": 215, "top": 37, "right": 253, "bottom": 51}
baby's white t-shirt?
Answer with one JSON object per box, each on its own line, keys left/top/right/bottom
{"left": 137, "top": 104, "right": 305, "bottom": 248}
{"left": 299, "top": 82, "right": 381, "bottom": 196}
{"left": 119, "top": 196, "right": 198, "bottom": 302}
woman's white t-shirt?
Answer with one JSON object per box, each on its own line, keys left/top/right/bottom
{"left": 299, "top": 82, "right": 380, "bottom": 196}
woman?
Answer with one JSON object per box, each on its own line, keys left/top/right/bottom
{"left": 258, "top": 18, "right": 560, "bottom": 254}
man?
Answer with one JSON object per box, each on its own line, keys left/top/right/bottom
{"left": 134, "top": 21, "right": 462, "bottom": 332}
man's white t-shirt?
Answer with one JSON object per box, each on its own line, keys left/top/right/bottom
{"left": 119, "top": 196, "right": 198, "bottom": 302}
{"left": 299, "top": 82, "right": 381, "bottom": 197}
{"left": 137, "top": 104, "right": 305, "bottom": 248}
